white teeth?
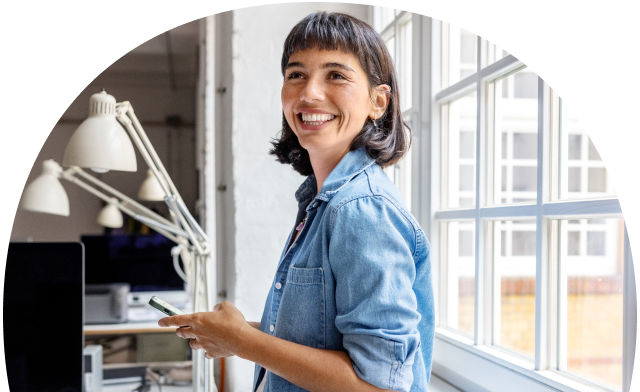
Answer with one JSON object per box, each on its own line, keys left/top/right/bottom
{"left": 301, "top": 113, "right": 335, "bottom": 123}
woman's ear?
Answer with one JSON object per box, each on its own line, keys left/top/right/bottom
{"left": 369, "top": 84, "right": 391, "bottom": 121}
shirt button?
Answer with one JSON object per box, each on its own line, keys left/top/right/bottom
{"left": 275, "top": 282, "right": 282, "bottom": 290}
{"left": 312, "top": 202, "right": 318, "bottom": 208}
{"left": 270, "top": 325, "right": 275, "bottom": 332}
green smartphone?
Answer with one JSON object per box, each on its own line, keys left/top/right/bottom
{"left": 149, "top": 296, "right": 186, "bottom": 316}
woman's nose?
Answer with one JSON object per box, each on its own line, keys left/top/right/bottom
{"left": 300, "top": 77, "right": 324, "bottom": 102}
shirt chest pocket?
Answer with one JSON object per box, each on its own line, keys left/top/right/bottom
{"left": 276, "top": 266, "right": 326, "bottom": 349}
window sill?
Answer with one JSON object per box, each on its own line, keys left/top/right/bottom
{"left": 433, "top": 328, "right": 611, "bottom": 392}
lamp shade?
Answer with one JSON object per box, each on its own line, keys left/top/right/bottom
{"left": 138, "top": 170, "right": 166, "bottom": 201}
{"left": 96, "top": 199, "right": 123, "bottom": 228}
{"left": 63, "top": 91, "right": 137, "bottom": 172}
{"left": 20, "top": 159, "right": 70, "bottom": 216}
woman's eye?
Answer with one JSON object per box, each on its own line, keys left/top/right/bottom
{"left": 286, "top": 72, "right": 303, "bottom": 80}
{"left": 330, "top": 72, "right": 346, "bottom": 80}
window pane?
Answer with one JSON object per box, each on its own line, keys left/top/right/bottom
{"left": 442, "top": 91, "right": 477, "bottom": 208}
{"left": 374, "top": 7, "right": 396, "bottom": 32}
{"left": 513, "top": 72, "right": 538, "bottom": 99}
{"left": 385, "top": 35, "right": 396, "bottom": 65}
{"left": 559, "top": 218, "right": 624, "bottom": 390}
{"left": 513, "top": 133, "right": 537, "bottom": 159}
{"left": 490, "top": 69, "right": 538, "bottom": 205}
{"left": 399, "top": 18, "right": 412, "bottom": 111}
{"left": 460, "top": 131, "right": 475, "bottom": 159}
{"left": 512, "top": 166, "right": 537, "bottom": 192}
{"left": 441, "top": 22, "right": 477, "bottom": 89}
{"left": 559, "top": 99, "right": 616, "bottom": 199}
{"left": 568, "top": 167, "right": 581, "bottom": 192}
{"left": 568, "top": 135, "right": 582, "bottom": 160}
{"left": 486, "top": 40, "right": 509, "bottom": 66}
{"left": 459, "top": 165, "right": 474, "bottom": 192}
{"left": 493, "top": 220, "right": 536, "bottom": 358}
{"left": 443, "top": 221, "right": 475, "bottom": 337}
{"left": 588, "top": 168, "right": 607, "bottom": 193}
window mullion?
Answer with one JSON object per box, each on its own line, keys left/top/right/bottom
{"left": 623, "top": 224, "right": 636, "bottom": 392}
{"left": 535, "top": 79, "right": 551, "bottom": 370}
{"left": 480, "top": 55, "right": 524, "bottom": 82}
{"left": 543, "top": 198, "right": 621, "bottom": 218}
{"left": 430, "top": 17, "right": 443, "bottom": 329}
{"left": 435, "top": 74, "right": 477, "bottom": 104}
{"left": 557, "top": 220, "right": 568, "bottom": 371}
{"left": 474, "top": 36, "right": 488, "bottom": 346}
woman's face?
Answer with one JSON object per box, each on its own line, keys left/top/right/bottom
{"left": 281, "top": 48, "right": 381, "bottom": 159}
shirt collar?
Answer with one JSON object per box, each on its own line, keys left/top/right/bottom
{"left": 295, "top": 174, "right": 317, "bottom": 204}
{"left": 294, "top": 147, "right": 375, "bottom": 204}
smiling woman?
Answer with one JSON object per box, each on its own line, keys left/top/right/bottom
{"left": 158, "top": 11, "right": 434, "bottom": 392}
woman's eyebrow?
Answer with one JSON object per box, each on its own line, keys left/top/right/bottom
{"left": 285, "top": 61, "right": 304, "bottom": 70}
{"left": 284, "top": 61, "right": 355, "bottom": 73}
{"left": 322, "top": 62, "right": 355, "bottom": 72}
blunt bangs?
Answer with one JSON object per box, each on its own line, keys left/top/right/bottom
{"left": 281, "top": 13, "right": 367, "bottom": 78}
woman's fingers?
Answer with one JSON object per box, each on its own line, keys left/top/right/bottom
{"left": 189, "top": 339, "right": 202, "bottom": 350}
{"left": 186, "top": 336, "right": 223, "bottom": 358}
{"left": 158, "top": 314, "right": 191, "bottom": 328}
{"left": 159, "top": 302, "right": 249, "bottom": 358}
{"left": 176, "top": 326, "right": 196, "bottom": 339}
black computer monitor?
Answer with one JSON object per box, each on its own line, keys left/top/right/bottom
{"left": 4, "top": 242, "right": 84, "bottom": 392}
{"left": 81, "top": 234, "right": 186, "bottom": 305}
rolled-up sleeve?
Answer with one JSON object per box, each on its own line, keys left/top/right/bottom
{"left": 329, "top": 196, "right": 422, "bottom": 392}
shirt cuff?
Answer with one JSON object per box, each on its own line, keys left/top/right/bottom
{"left": 345, "top": 334, "right": 417, "bottom": 392}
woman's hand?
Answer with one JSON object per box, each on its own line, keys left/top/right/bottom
{"left": 160, "top": 302, "right": 391, "bottom": 392}
{"left": 158, "top": 301, "right": 252, "bottom": 359}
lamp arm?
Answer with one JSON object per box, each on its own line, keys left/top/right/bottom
{"left": 115, "top": 103, "right": 177, "bottom": 200}
{"left": 130, "top": 214, "right": 190, "bottom": 240}
{"left": 164, "top": 196, "right": 206, "bottom": 255}
{"left": 115, "top": 103, "right": 210, "bottom": 256}
{"left": 73, "top": 167, "right": 177, "bottom": 230}
{"left": 122, "top": 104, "right": 184, "bottom": 201}
{"left": 115, "top": 107, "right": 172, "bottom": 198}
{"left": 60, "top": 170, "right": 186, "bottom": 243}
{"left": 172, "top": 195, "right": 210, "bottom": 243}
{"left": 171, "top": 245, "right": 189, "bottom": 282}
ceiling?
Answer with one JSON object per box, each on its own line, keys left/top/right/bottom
{"left": 90, "top": 19, "right": 200, "bottom": 89}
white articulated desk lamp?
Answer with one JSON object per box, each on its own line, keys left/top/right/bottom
{"left": 20, "top": 90, "right": 216, "bottom": 392}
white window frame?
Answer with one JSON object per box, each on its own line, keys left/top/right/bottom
{"left": 373, "top": 9, "right": 638, "bottom": 392}
{"left": 374, "top": 9, "right": 414, "bottom": 210}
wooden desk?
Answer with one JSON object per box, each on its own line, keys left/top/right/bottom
{"left": 85, "top": 322, "right": 186, "bottom": 363}
{"left": 84, "top": 322, "right": 178, "bottom": 336}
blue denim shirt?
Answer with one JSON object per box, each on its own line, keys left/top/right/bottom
{"left": 253, "top": 147, "right": 434, "bottom": 392}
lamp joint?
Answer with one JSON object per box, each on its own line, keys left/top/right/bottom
{"left": 117, "top": 113, "right": 132, "bottom": 126}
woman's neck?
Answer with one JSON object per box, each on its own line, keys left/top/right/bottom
{"left": 309, "top": 146, "right": 350, "bottom": 194}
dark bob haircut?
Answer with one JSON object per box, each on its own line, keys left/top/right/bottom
{"left": 269, "top": 11, "right": 411, "bottom": 176}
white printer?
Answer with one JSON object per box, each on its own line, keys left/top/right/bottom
{"left": 85, "top": 283, "right": 130, "bottom": 324}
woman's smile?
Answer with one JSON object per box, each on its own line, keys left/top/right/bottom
{"left": 297, "top": 110, "right": 337, "bottom": 129}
